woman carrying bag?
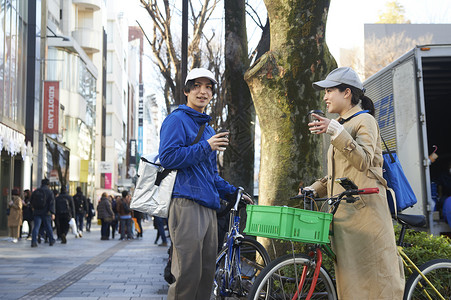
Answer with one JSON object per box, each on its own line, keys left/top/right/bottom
{"left": 8, "top": 188, "right": 23, "bottom": 243}
{"left": 305, "top": 67, "right": 404, "bottom": 299}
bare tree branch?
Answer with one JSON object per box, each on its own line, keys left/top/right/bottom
{"left": 245, "top": 2, "right": 264, "bottom": 29}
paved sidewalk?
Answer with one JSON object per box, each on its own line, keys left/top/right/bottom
{"left": 0, "top": 220, "right": 169, "bottom": 299}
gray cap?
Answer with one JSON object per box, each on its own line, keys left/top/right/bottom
{"left": 185, "top": 68, "right": 218, "bottom": 84}
{"left": 312, "top": 67, "right": 363, "bottom": 91}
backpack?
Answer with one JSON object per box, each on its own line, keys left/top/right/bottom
{"left": 73, "top": 194, "right": 85, "bottom": 213}
{"left": 55, "top": 196, "right": 69, "bottom": 214}
{"left": 31, "top": 188, "right": 47, "bottom": 210}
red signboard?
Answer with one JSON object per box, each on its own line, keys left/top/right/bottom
{"left": 43, "top": 81, "right": 59, "bottom": 134}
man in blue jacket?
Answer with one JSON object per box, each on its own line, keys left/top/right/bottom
{"left": 159, "top": 68, "right": 248, "bottom": 299}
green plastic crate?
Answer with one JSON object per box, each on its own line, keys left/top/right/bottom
{"left": 244, "top": 205, "right": 333, "bottom": 244}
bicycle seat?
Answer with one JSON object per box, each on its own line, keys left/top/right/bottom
{"left": 396, "top": 213, "right": 426, "bottom": 228}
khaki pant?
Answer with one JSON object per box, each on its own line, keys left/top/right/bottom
{"left": 167, "top": 198, "right": 218, "bottom": 300}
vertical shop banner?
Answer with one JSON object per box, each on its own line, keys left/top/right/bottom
{"left": 138, "top": 84, "right": 143, "bottom": 155}
{"left": 104, "top": 173, "right": 112, "bottom": 189}
{"left": 80, "top": 160, "right": 89, "bottom": 183}
{"left": 100, "top": 162, "right": 113, "bottom": 189}
{"left": 43, "top": 81, "right": 59, "bottom": 134}
{"left": 129, "top": 139, "right": 137, "bottom": 165}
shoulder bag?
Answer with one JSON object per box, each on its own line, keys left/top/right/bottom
{"left": 130, "top": 123, "right": 206, "bottom": 217}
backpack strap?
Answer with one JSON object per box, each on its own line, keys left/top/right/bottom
{"left": 191, "top": 123, "right": 206, "bottom": 145}
{"left": 155, "top": 123, "right": 207, "bottom": 186}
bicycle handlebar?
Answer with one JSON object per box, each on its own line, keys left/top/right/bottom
{"left": 217, "top": 187, "right": 246, "bottom": 218}
{"left": 355, "top": 188, "right": 379, "bottom": 194}
{"left": 233, "top": 187, "right": 245, "bottom": 211}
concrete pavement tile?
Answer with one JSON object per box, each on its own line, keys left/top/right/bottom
{"left": 0, "top": 220, "right": 170, "bottom": 299}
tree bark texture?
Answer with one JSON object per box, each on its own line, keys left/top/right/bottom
{"left": 245, "top": 0, "right": 336, "bottom": 210}
{"left": 222, "top": 0, "right": 255, "bottom": 193}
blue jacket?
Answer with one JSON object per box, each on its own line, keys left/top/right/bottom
{"left": 159, "top": 105, "right": 236, "bottom": 210}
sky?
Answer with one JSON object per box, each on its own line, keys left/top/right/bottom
{"left": 128, "top": 0, "right": 451, "bottom": 64}
{"left": 125, "top": 0, "right": 451, "bottom": 99}
{"left": 326, "top": 0, "right": 451, "bottom": 61}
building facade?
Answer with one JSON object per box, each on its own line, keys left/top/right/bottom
{"left": 0, "top": 1, "right": 30, "bottom": 235}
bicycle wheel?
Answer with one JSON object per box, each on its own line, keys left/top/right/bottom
{"left": 213, "top": 237, "right": 271, "bottom": 299}
{"left": 248, "top": 253, "right": 337, "bottom": 300}
{"left": 403, "top": 258, "right": 451, "bottom": 300}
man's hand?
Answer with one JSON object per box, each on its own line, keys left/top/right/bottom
{"left": 208, "top": 131, "right": 229, "bottom": 151}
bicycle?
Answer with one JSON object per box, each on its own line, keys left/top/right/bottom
{"left": 397, "top": 213, "right": 451, "bottom": 299}
{"left": 212, "top": 187, "right": 271, "bottom": 299}
{"left": 246, "top": 178, "right": 451, "bottom": 300}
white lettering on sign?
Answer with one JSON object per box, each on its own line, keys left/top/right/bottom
{"left": 48, "top": 86, "right": 55, "bottom": 129}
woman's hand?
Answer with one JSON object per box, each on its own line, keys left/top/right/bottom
{"left": 208, "top": 131, "right": 229, "bottom": 151}
{"left": 308, "top": 113, "right": 331, "bottom": 134}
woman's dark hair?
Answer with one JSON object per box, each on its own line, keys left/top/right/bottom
{"left": 183, "top": 79, "right": 216, "bottom": 98}
{"left": 336, "top": 84, "right": 375, "bottom": 116}
{"left": 12, "top": 188, "right": 19, "bottom": 196}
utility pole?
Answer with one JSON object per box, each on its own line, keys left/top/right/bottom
{"left": 181, "top": 0, "right": 188, "bottom": 104}
{"left": 37, "top": 0, "right": 48, "bottom": 186}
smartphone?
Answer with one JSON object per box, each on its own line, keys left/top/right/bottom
{"left": 218, "top": 128, "right": 229, "bottom": 139}
{"left": 335, "top": 177, "right": 358, "bottom": 190}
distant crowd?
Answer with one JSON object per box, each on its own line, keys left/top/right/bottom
{"left": 5, "top": 179, "right": 169, "bottom": 247}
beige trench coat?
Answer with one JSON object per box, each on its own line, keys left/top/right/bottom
{"left": 7, "top": 195, "right": 23, "bottom": 227}
{"left": 311, "top": 105, "right": 404, "bottom": 300}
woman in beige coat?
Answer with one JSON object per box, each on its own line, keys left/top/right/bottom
{"left": 306, "top": 67, "right": 404, "bottom": 299}
{"left": 8, "top": 188, "right": 23, "bottom": 243}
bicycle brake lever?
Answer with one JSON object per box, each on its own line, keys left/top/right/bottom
{"left": 345, "top": 196, "right": 358, "bottom": 203}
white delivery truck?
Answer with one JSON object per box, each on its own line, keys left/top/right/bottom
{"left": 363, "top": 44, "right": 451, "bottom": 236}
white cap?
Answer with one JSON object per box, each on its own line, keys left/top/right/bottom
{"left": 313, "top": 67, "right": 363, "bottom": 91}
{"left": 185, "top": 68, "right": 218, "bottom": 85}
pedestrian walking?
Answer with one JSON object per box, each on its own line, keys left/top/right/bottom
{"left": 97, "top": 192, "right": 114, "bottom": 240}
{"left": 111, "top": 195, "right": 119, "bottom": 238}
{"left": 116, "top": 191, "right": 133, "bottom": 240}
{"left": 7, "top": 188, "right": 23, "bottom": 243}
{"left": 73, "top": 186, "right": 88, "bottom": 236}
{"left": 86, "top": 198, "right": 95, "bottom": 232}
{"left": 30, "top": 179, "right": 56, "bottom": 247}
{"left": 55, "top": 186, "right": 75, "bottom": 244}
{"left": 21, "top": 189, "right": 33, "bottom": 240}
{"left": 153, "top": 216, "right": 167, "bottom": 246}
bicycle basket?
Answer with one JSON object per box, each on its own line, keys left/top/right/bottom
{"left": 244, "top": 205, "right": 333, "bottom": 244}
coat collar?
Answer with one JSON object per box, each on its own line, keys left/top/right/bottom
{"left": 337, "top": 102, "right": 363, "bottom": 123}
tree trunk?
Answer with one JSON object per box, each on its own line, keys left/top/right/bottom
{"left": 244, "top": 0, "right": 336, "bottom": 254}
{"left": 222, "top": 0, "right": 255, "bottom": 193}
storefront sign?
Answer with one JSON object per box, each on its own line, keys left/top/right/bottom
{"left": 129, "top": 139, "right": 136, "bottom": 164}
{"left": 104, "top": 173, "right": 112, "bottom": 189}
{"left": 43, "top": 81, "right": 59, "bottom": 134}
{"left": 99, "top": 161, "right": 113, "bottom": 173}
{"left": 49, "top": 169, "right": 59, "bottom": 183}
